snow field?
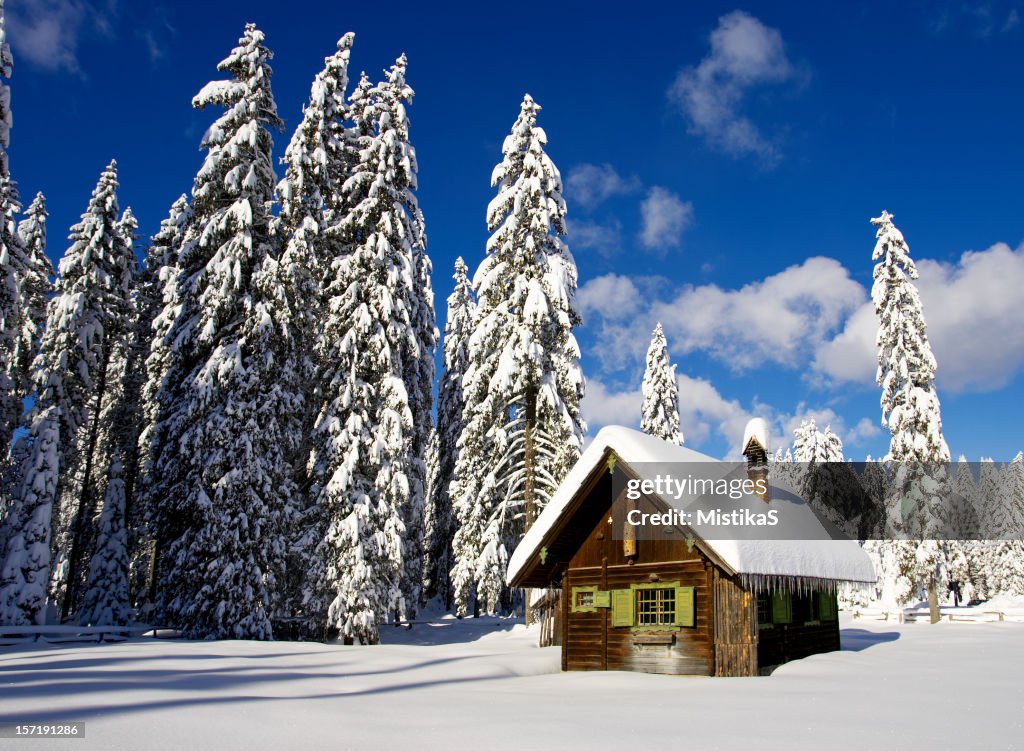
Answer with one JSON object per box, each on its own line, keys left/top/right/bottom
{"left": 1, "top": 613, "right": 1022, "bottom": 751}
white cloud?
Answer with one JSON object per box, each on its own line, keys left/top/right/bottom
{"left": 811, "top": 303, "right": 876, "bottom": 385}
{"left": 639, "top": 187, "right": 694, "bottom": 250}
{"left": 581, "top": 372, "right": 756, "bottom": 458}
{"left": 567, "top": 217, "right": 623, "bottom": 258}
{"left": 583, "top": 362, "right": 878, "bottom": 460}
{"left": 577, "top": 273, "right": 670, "bottom": 373}
{"left": 676, "top": 372, "right": 755, "bottom": 455}
{"left": 847, "top": 417, "right": 883, "bottom": 446}
{"left": 7, "top": 0, "right": 91, "bottom": 73}
{"left": 654, "top": 256, "right": 866, "bottom": 371}
{"left": 577, "top": 273, "right": 643, "bottom": 322}
{"left": 581, "top": 379, "right": 642, "bottom": 433}
{"left": 814, "top": 242, "right": 1024, "bottom": 394}
{"left": 668, "top": 10, "right": 796, "bottom": 164}
{"left": 579, "top": 259, "right": 864, "bottom": 376}
{"left": 565, "top": 163, "right": 641, "bottom": 210}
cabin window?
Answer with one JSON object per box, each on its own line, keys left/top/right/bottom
{"left": 636, "top": 588, "right": 676, "bottom": 625}
{"left": 610, "top": 582, "right": 695, "bottom": 628}
{"left": 571, "top": 586, "right": 598, "bottom": 613}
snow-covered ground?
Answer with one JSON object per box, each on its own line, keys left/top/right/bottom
{"left": 1, "top": 613, "right": 1022, "bottom": 750}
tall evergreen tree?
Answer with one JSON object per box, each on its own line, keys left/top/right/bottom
{"left": 0, "top": 0, "right": 24, "bottom": 454}
{"left": 988, "top": 454, "right": 1024, "bottom": 596}
{"left": 146, "top": 24, "right": 288, "bottom": 640}
{"left": 451, "top": 95, "right": 585, "bottom": 616}
{"left": 13, "top": 192, "right": 52, "bottom": 397}
{"left": 1, "top": 162, "right": 132, "bottom": 624}
{"left": 76, "top": 209, "right": 143, "bottom": 624}
{"left": 305, "top": 54, "right": 430, "bottom": 643}
{"left": 275, "top": 34, "right": 355, "bottom": 635}
{"left": 55, "top": 166, "right": 135, "bottom": 620}
{"left": 970, "top": 458, "right": 1002, "bottom": 600}
{"left": 873, "top": 212, "right": 950, "bottom": 466}
{"left": 136, "top": 195, "right": 191, "bottom": 609}
{"left": 424, "top": 257, "right": 474, "bottom": 608}
{"left": 0, "top": 405, "right": 58, "bottom": 624}
{"left": 640, "top": 322, "right": 683, "bottom": 445}
{"left": 871, "top": 210, "right": 951, "bottom": 617}
{"left": 0, "top": 173, "right": 23, "bottom": 453}
{"left": 369, "top": 54, "right": 436, "bottom": 619}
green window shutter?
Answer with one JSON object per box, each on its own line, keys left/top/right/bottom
{"left": 674, "top": 586, "right": 695, "bottom": 627}
{"left": 594, "top": 590, "right": 611, "bottom": 608}
{"left": 772, "top": 592, "right": 792, "bottom": 624}
{"left": 817, "top": 591, "right": 837, "bottom": 621}
{"left": 611, "top": 588, "right": 634, "bottom": 627}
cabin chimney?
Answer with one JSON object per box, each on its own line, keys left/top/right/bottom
{"left": 742, "top": 418, "right": 770, "bottom": 502}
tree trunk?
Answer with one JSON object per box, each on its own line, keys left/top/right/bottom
{"left": 523, "top": 384, "right": 537, "bottom": 626}
{"left": 928, "top": 578, "right": 940, "bottom": 624}
{"left": 145, "top": 536, "right": 161, "bottom": 613}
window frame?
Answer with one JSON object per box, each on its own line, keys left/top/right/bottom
{"left": 608, "top": 580, "right": 696, "bottom": 631}
{"left": 570, "top": 585, "right": 599, "bottom": 613}
{"left": 634, "top": 583, "right": 677, "bottom": 627}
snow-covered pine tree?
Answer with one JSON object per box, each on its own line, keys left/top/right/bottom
{"left": 0, "top": 0, "right": 22, "bottom": 453}
{"left": 871, "top": 210, "right": 951, "bottom": 618}
{"left": 274, "top": 34, "right": 354, "bottom": 635}
{"left": 300, "top": 70, "right": 376, "bottom": 640}
{"left": 75, "top": 208, "right": 145, "bottom": 624}
{"left": 305, "top": 54, "right": 429, "bottom": 643}
{"left": 77, "top": 335, "right": 131, "bottom": 627}
{"left": 13, "top": 193, "right": 52, "bottom": 398}
{"left": 640, "top": 322, "right": 683, "bottom": 445}
{"left": 951, "top": 456, "right": 980, "bottom": 540}
{"left": 370, "top": 55, "right": 436, "bottom": 619}
{"left": 969, "top": 458, "right": 1002, "bottom": 600}
{"left": 137, "top": 196, "right": 191, "bottom": 470}
{"left": 135, "top": 195, "right": 191, "bottom": 609}
{"left": 451, "top": 95, "right": 585, "bottom": 616}
{"left": 423, "top": 257, "right": 475, "bottom": 609}
{"left": 28, "top": 162, "right": 133, "bottom": 620}
{"left": 0, "top": 172, "right": 23, "bottom": 454}
{"left": 0, "top": 406, "right": 58, "bottom": 624}
{"left": 988, "top": 454, "right": 1024, "bottom": 596}
{"left": 873, "top": 212, "right": 950, "bottom": 466}
{"left": 146, "top": 24, "right": 289, "bottom": 640}
{"left": 1, "top": 155, "right": 133, "bottom": 626}
{"left": 0, "top": 0, "right": 33, "bottom": 460}
{"left": 793, "top": 418, "right": 827, "bottom": 462}
{"left": 78, "top": 454, "right": 129, "bottom": 626}
{"left": 793, "top": 419, "right": 860, "bottom": 535}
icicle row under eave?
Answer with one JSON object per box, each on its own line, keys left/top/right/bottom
{"left": 739, "top": 572, "right": 876, "bottom": 595}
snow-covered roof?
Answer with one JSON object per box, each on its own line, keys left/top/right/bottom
{"left": 506, "top": 426, "right": 875, "bottom": 588}
{"left": 742, "top": 417, "right": 770, "bottom": 455}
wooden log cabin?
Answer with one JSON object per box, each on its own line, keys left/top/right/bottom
{"left": 507, "top": 424, "right": 875, "bottom": 677}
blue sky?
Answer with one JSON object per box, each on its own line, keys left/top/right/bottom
{"left": 5, "top": 1, "right": 1023, "bottom": 461}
